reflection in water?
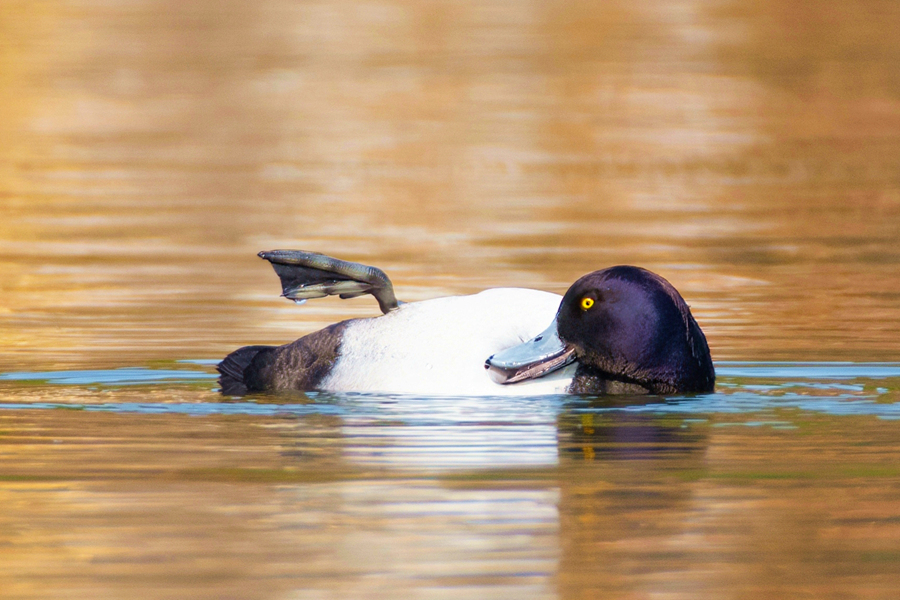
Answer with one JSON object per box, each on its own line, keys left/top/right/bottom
{"left": 560, "top": 398, "right": 709, "bottom": 461}
{"left": 2, "top": 365, "right": 899, "bottom": 598}
{"left": 339, "top": 395, "right": 561, "bottom": 470}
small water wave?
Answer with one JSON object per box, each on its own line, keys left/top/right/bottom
{"left": 716, "top": 361, "right": 900, "bottom": 379}
{"left": 0, "top": 362, "right": 897, "bottom": 421}
{"left": 0, "top": 366, "right": 217, "bottom": 385}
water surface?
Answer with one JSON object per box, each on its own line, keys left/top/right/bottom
{"left": 2, "top": 363, "right": 900, "bottom": 599}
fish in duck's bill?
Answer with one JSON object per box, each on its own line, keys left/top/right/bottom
{"left": 217, "top": 250, "right": 715, "bottom": 396}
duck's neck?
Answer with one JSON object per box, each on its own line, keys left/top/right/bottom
{"left": 567, "top": 364, "right": 654, "bottom": 395}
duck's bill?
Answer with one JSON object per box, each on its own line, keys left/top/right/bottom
{"left": 485, "top": 323, "right": 576, "bottom": 384}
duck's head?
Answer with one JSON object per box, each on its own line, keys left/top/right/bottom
{"left": 486, "top": 266, "right": 715, "bottom": 394}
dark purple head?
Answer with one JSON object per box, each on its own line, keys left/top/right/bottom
{"left": 556, "top": 266, "right": 715, "bottom": 394}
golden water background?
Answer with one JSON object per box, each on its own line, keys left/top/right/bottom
{"left": 2, "top": 0, "right": 899, "bottom": 369}
{"left": 1, "top": 1, "right": 900, "bottom": 599}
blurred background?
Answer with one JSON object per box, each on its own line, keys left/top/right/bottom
{"left": 3, "top": 3, "right": 900, "bottom": 600}
{"left": 2, "top": 0, "right": 899, "bottom": 371}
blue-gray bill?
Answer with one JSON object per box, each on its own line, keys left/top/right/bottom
{"left": 484, "top": 323, "right": 576, "bottom": 384}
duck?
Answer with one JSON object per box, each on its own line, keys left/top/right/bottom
{"left": 217, "top": 250, "right": 715, "bottom": 396}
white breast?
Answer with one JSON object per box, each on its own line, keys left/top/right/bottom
{"left": 320, "top": 288, "right": 576, "bottom": 395}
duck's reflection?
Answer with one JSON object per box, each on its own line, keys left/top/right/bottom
{"left": 553, "top": 396, "right": 711, "bottom": 598}
{"left": 335, "top": 394, "right": 563, "bottom": 470}
{"left": 269, "top": 392, "right": 712, "bottom": 599}
{"left": 559, "top": 395, "right": 709, "bottom": 461}
{"left": 326, "top": 393, "right": 708, "bottom": 470}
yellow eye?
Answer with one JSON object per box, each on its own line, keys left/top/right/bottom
{"left": 580, "top": 297, "right": 594, "bottom": 310}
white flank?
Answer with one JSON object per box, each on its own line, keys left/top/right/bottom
{"left": 320, "top": 288, "right": 576, "bottom": 395}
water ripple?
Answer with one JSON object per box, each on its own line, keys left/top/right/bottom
{"left": 0, "top": 362, "right": 897, "bottom": 422}
{"left": 0, "top": 367, "right": 217, "bottom": 385}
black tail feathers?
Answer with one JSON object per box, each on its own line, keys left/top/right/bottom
{"left": 217, "top": 345, "right": 273, "bottom": 396}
